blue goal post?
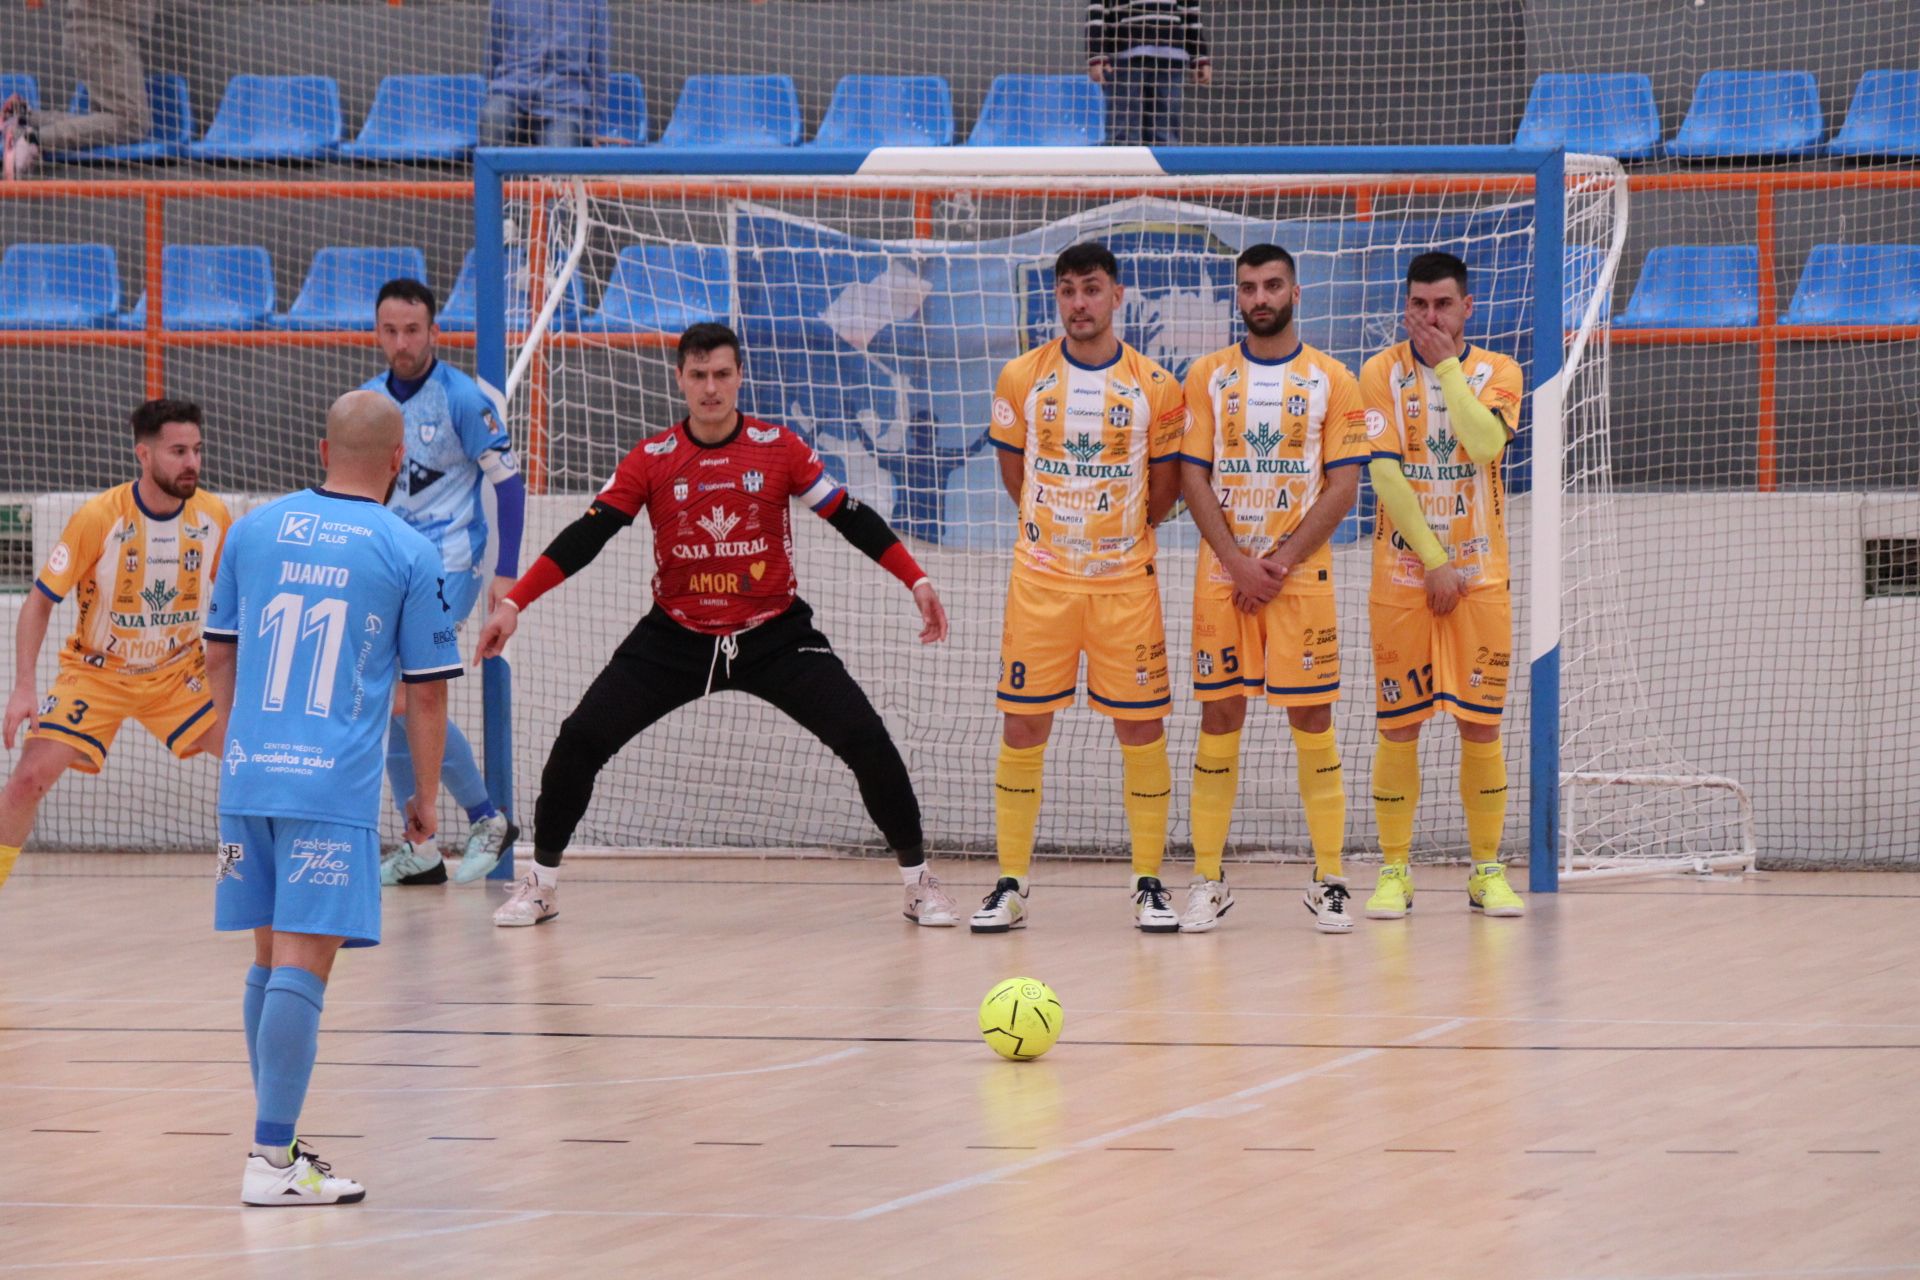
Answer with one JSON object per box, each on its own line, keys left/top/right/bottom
{"left": 472, "top": 144, "right": 1573, "bottom": 891}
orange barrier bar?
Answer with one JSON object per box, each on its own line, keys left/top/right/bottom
{"left": 142, "top": 190, "right": 166, "bottom": 398}
{"left": 1753, "top": 187, "right": 1779, "bottom": 493}
{"left": 526, "top": 188, "right": 552, "bottom": 495}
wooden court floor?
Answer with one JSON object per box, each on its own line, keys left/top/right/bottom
{"left": 2, "top": 856, "right": 1918, "bottom": 1279}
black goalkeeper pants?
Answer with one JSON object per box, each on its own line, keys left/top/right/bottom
{"left": 532, "top": 600, "right": 923, "bottom": 863}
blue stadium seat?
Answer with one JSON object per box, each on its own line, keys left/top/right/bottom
{"left": 813, "top": 76, "right": 954, "bottom": 147}
{"left": 1618, "top": 246, "right": 1760, "bottom": 328}
{"left": 577, "top": 244, "right": 729, "bottom": 332}
{"left": 187, "top": 75, "right": 342, "bottom": 162}
{"left": 1666, "top": 70, "right": 1824, "bottom": 159}
{"left": 119, "top": 246, "right": 275, "bottom": 331}
{"left": 967, "top": 75, "right": 1104, "bottom": 146}
{"left": 439, "top": 247, "right": 586, "bottom": 333}
{"left": 58, "top": 74, "right": 194, "bottom": 162}
{"left": 0, "top": 244, "right": 120, "bottom": 329}
{"left": 0, "top": 74, "right": 40, "bottom": 113}
{"left": 658, "top": 75, "right": 800, "bottom": 148}
{"left": 275, "top": 247, "right": 426, "bottom": 330}
{"left": 338, "top": 75, "right": 485, "bottom": 162}
{"left": 1828, "top": 71, "right": 1920, "bottom": 158}
{"left": 1781, "top": 244, "right": 1920, "bottom": 325}
{"left": 599, "top": 73, "right": 648, "bottom": 144}
{"left": 1514, "top": 74, "right": 1661, "bottom": 161}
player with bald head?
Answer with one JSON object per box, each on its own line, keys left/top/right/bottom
{"left": 205, "top": 389, "right": 462, "bottom": 1205}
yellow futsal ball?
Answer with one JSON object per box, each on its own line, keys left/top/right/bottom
{"left": 978, "top": 976, "right": 1063, "bottom": 1061}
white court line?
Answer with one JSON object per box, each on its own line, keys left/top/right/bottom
{"left": 845, "top": 1016, "right": 1471, "bottom": 1221}
{"left": 10, "top": 995, "right": 1920, "bottom": 1032}
{"left": 0, "top": 1210, "right": 550, "bottom": 1272}
{"left": 0, "top": 1045, "right": 864, "bottom": 1094}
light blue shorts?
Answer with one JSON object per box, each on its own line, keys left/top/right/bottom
{"left": 441, "top": 565, "right": 484, "bottom": 628}
{"left": 214, "top": 815, "right": 382, "bottom": 947}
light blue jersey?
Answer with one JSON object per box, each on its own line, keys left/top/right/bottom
{"left": 207, "top": 487, "right": 463, "bottom": 830}
{"left": 362, "top": 360, "right": 511, "bottom": 580}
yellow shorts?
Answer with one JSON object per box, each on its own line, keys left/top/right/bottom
{"left": 1370, "top": 590, "right": 1514, "bottom": 727}
{"left": 997, "top": 574, "right": 1169, "bottom": 720}
{"left": 1192, "top": 583, "right": 1340, "bottom": 707}
{"left": 28, "top": 659, "right": 216, "bottom": 775}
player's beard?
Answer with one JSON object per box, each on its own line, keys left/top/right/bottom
{"left": 1242, "top": 300, "right": 1293, "bottom": 338}
{"left": 153, "top": 469, "right": 198, "bottom": 501}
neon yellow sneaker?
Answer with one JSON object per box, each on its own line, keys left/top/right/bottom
{"left": 1467, "top": 862, "right": 1526, "bottom": 917}
{"left": 1365, "top": 864, "right": 1413, "bottom": 919}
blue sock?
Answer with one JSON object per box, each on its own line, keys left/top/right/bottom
{"left": 242, "top": 964, "right": 271, "bottom": 1091}
{"left": 386, "top": 714, "right": 415, "bottom": 818}
{"left": 442, "top": 719, "right": 494, "bottom": 821}
{"left": 253, "top": 966, "right": 326, "bottom": 1150}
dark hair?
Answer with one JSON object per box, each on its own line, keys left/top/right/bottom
{"left": 1236, "top": 243, "right": 1297, "bottom": 276}
{"left": 676, "top": 321, "right": 742, "bottom": 368}
{"left": 375, "top": 277, "right": 437, "bottom": 322}
{"left": 130, "top": 398, "right": 202, "bottom": 444}
{"left": 1054, "top": 241, "right": 1120, "bottom": 284}
{"left": 1406, "top": 251, "right": 1470, "bottom": 293}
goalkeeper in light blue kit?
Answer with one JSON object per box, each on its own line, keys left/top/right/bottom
{"left": 362, "top": 277, "right": 526, "bottom": 885}
{"left": 208, "top": 390, "right": 463, "bottom": 1205}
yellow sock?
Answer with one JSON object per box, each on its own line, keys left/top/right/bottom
{"left": 0, "top": 843, "right": 19, "bottom": 891}
{"left": 1291, "top": 725, "right": 1346, "bottom": 880}
{"left": 1188, "top": 728, "right": 1240, "bottom": 882}
{"left": 1120, "top": 737, "right": 1171, "bottom": 881}
{"left": 1373, "top": 733, "right": 1420, "bottom": 867}
{"left": 1458, "top": 735, "right": 1509, "bottom": 861}
{"left": 994, "top": 742, "right": 1047, "bottom": 879}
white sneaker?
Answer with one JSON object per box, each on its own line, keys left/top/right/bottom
{"left": 1178, "top": 876, "right": 1234, "bottom": 932}
{"left": 380, "top": 841, "right": 446, "bottom": 886}
{"left": 493, "top": 872, "right": 558, "bottom": 927}
{"left": 903, "top": 870, "right": 959, "bottom": 927}
{"left": 241, "top": 1144, "right": 365, "bottom": 1206}
{"left": 1304, "top": 873, "right": 1355, "bottom": 933}
{"left": 452, "top": 814, "right": 518, "bottom": 884}
{"left": 1133, "top": 876, "right": 1179, "bottom": 933}
{"left": 969, "top": 877, "right": 1028, "bottom": 933}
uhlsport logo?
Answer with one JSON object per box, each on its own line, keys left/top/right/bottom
{"left": 288, "top": 836, "right": 354, "bottom": 886}
{"left": 277, "top": 512, "right": 318, "bottom": 546}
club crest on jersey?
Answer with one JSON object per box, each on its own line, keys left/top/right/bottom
{"left": 697, "top": 506, "right": 741, "bottom": 542}
{"left": 1040, "top": 400, "right": 1059, "bottom": 422}
{"left": 747, "top": 426, "right": 781, "bottom": 444}
{"left": 124, "top": 548, "right": 138, "bottom": 574}
{"left": 673, "top": 478, "right": 690, "bottom": 502}
{"left": 1107, "top": 404, "right": 1132, "bottom": 430}
{"left": 419, "top": 424, "right": 437, "bottom": 444}
{"left": 1197, "top": 651, "right": 1214, "bottom": 677}
{"left": 183, "top": 548, "right": 201, "bottom": 574}
{"left": 1381, "top": 677, "right": 1403, "bottom": 705}
{"left": 1287, "top": 395, "right": 1307, "bottom": 416}
{"left": 742, "top": 470, "right": 764, "bottom": 494}
{"left": 1226, "top": 392, "right": 1240, "bottom": 416}
{"left": 1405, "top": 395, "right": 1423, "bottom": 422}
{"left": 644, "top": 434, "right": 679, "bottom": 456}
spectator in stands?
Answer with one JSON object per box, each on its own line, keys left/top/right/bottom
{"left": 480, "top": 0, "right": 609, "bottom": 148}
{"left": 1086, "top": 0, "right": 1212, "bottom": 146}
{"left": 1, "top": 0, "right": 159, "bottom": 179}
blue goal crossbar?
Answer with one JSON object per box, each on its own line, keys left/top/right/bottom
{"left": 472, "top": 144, "right": 1568, "bottom": 891}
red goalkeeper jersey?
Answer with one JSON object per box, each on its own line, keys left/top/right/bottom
{"left": 593, "top": 414, "right": 846, "bottom": 636}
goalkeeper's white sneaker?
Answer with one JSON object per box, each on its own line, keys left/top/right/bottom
{"left": 241, "top": 1143, "right": 364, "bottom": 1206}
{"left": 493, "top": 872, "right": 558, "bottom": 927}
{"left": 1304, "top": 873, "right": 1355, "bottom": 933}
{"left": 1178, "top": 877, "right": 1234, "bottom": 932}
{"left": 1133, "top": 876, "right": 1179, "bottom": 934}
{"left": 452, "top": 814, "right": 518, "bottom": 884}
{"left": 903, "top": 871, "right": 959, "bottom": 927}
{"left": 380, "top": 841, "right": 445, "bottom": 886}
{"left": 969, "top": 877, "right": 1028, "bottom": 933}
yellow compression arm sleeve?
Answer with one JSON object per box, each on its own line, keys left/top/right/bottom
{"left": 1368, "top": 456, "right": 1449, "bottom": 570}
{"left": 1434, "top": 357, "right": 1511, "bottom": 466}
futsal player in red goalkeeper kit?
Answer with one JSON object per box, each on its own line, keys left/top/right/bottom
{"left": 473, "top": 323, "right": 954, "bottom": 927}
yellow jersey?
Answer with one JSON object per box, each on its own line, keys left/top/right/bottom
{"left": 35, "top": 482, "right": 233, "bottom": 676}
{"left": 1179, "top": 340, "right": 1372, "bottom": 596}
{"left": 1360, "top": 341, "right": 1525, "bottom": 604}
{"left": 989, "top": 337, "right": 1186, "bottom": 593}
